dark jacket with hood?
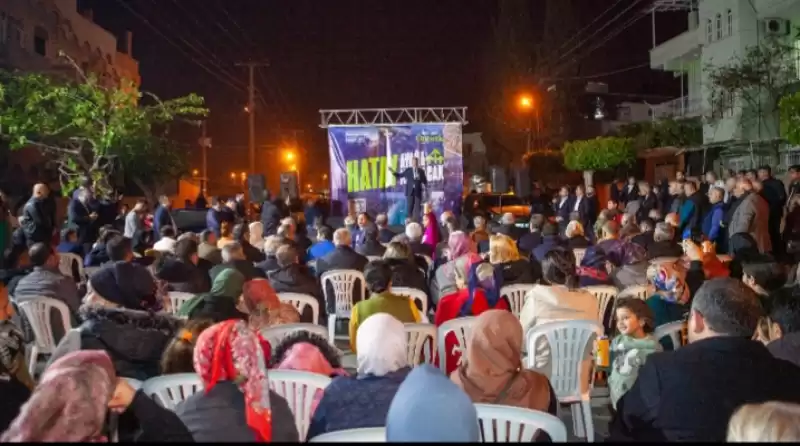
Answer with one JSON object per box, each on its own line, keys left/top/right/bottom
{"left": 21, "top": 196, "right": 55, "bottom": 245}
{"left": 155, "top": 256, "right": 211, "bottom": 294}
{"left": 268, "top": 263, "right": 326, "bottom": 324}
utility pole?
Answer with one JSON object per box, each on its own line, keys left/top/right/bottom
{"left": 198, "top": 120, "right": 211, "bottom": 195}
{"left": 235, "top": 61, "right": 269, "bottom": 174}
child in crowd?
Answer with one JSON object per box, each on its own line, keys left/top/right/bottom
{"left": 608, "top": 297, "right": 661, "bottom": 409}
{"left": 160, "top": 319, "right": 214, "bottom": 374}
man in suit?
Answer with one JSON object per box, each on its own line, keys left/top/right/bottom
{"left": 391, "top": 157, "right": 427, "bottom": 221}
{"left": 729, "top": 178, "right": 771, "bottom": 253}
{"left": 375, "top": 213, "right": 396, "bottom": 243}
{"left": 570, "top": 185, "right": 591, "bottom": 231}
{"left": 609, "top": 278, "right": 800, "bottom": 442}
{"left": 553, "top": 186, "right": 571, "bottom": 235}
{"left": 68, "top": 187, "right": 98, "bottom": 254}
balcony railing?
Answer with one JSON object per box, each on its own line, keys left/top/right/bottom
{"left": 652, "top": 96, "right": 703, "bottom": 119}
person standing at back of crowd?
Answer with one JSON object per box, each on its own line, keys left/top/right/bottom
{"left": 153, "top": 195, "right": 176, "bottom": 241}
{"left": 21, "top": 183, "right": 54, "bottom": 247}
{"left": 758, "top": 166, "right": 787, "bottom": 258}
{"left": 390, "top": 156, "right": 427, "bottom": 221}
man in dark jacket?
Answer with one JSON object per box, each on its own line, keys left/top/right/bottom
{"left": 268, "top": 244, "right": 326, "bottom": 324}
{"left": 21, "top": 183, "right": 55, "bottom": 247}
{"left": 209, "top": 242, "right": 266, "bottom": 281}
{"left": 355, "top": 224, "right": 386, "bottom": 258}
{"left": 553, "top": 186, "right": 572, "bottom": 235}
{"left": 155, "top": 239, "right": 210, "bottom": 294}
{"left": 67, "top": 188, "right": 98, "bottom": 254}
{"left": 153, "top": 195, "right": 176, "bottom": 241}
{"left": 260, "top": 192, "right": 284, "bottom": 238}
{"left": 635, "top": 182, "right": 659, "bottom": 225}
{"left": 375, "top": 213, "right": 395, "bottom": 244}
{"left": 678, "top": 181, "right": 708, "bottom": 242}
{"left": 518, "top": 214, "right": 545, "bottom": 255}
{"left": 758, "top": 165, "right": 787, "bottom": 257}
{"left": 390, "top": 156, "right": 427, "bottom": 221}
{"left": 765, "top": 286, "right": 800, "bottom": 368}
{"left": 609, "top": 278, "right": 800, "bottom": 442}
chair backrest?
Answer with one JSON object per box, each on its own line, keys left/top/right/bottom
{"left": 260, "top": 323, "right": 329, "bottom": 348}
{"left": 392, "top": 287, "right": 428, "bottom": 316}
{"left": 366, "top": 255, "right": 382, "bottom": 262}
{"left": 321, "top": 270, "right": 366, "bottom": 317}
{"left": 57, "top": 252, "right": 83, "bottom": 279}
{"left": 618, "top": 284, "right": 649, "bottom": 301}
{"left": 17, "top": 297, "right": 72, "bottom": 353}
{"left": 524, "top": 320, "right": 603, "bottom": 399}
{"left": 168, "top": 292, "right": 195, "bottom": 316}
{"left": 583, "top": 285, "right": 617, "bottom": 326}
{"left": 125, "top": 377, "right": 144, "bottom": 390}
{"left": 308, "top": 427, "right": 386, "bottom": 443}
{"left": 573, "top": 248, "right": 587, "bottom": 266}
{"left": 654, "top": 321, "right": 685, "bottom": 350}
{"left": 437, "top": 317, "right": 476, "bottom": 371}
{"left": 278, "top": 292, "right": 321, "bottom": 325}
{"left": 650, "top": 256, "right": 680, "bottom": 266}
{"left": 268, "top": 370, "right": 333, "bottom": 441}
{"left": 404, "top": 323, "right": 436, "bottom": 366}
{"left": 475, "top": 403, "right": 568, "bottom": 443}
{"left": 142, "top": 373, "right": 204, "bottom": 411}
{"left": 499, "top": 284, "right": 534, "bottom": 318}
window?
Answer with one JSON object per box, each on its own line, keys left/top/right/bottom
{"left": 33, "top": 27, "right": 48, "bottom": 56}
{"left": 716, "top": 13, "right": 722, "bottom": 39}
{"left": 706, "top": 18, "right": 713, "bottom": 42}
{"left": 727, "top": 9, "right": 733, "bottom": 36}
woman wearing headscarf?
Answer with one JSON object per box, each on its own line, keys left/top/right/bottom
{"left": 0, "top": 281, "right": 34, "bottom": 432}
{"left": 489, "top": 233, "right": 539, "bottom": 285}
{"left": 452, "top": 310, "right": 556, "bottom": 415}
{"left": 241, "top": 278, "right": 300, "bottom": 330}
{"left": 177, "top": 268, "right": 248, "bottom": 322}
{"left": 421, "top": 209, "right": 441, "bottom": 254}
{"left": 2, "top": 351, "right": 192, "bottom": 442}
{"left": 175, "top": 320, "right": 299, "bottom": 442}
{"left": 47, "top": 262, "right": 181, "bottom": 381}
{"left": 646, "top": 263, "right": 691, "bottom": 350}
{"left": 270, "top": 331, "right": 348, "bottom": 418}
{"left": 434, "top": 262, "right": 511, "bottom": 375}
{"left": 431, "top": 231, "right": 482, "bottom": 305}
{"left": 307, "top": 314, "right": 411, "bottom": 440}
{"left": 387, "top": 365, "right": 480, "bottom": 442}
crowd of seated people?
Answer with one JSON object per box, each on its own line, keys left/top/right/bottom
{"left": 3, "top": 166, "right": 800, "bottom": 442}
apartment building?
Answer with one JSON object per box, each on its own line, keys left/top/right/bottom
{"left": 650, "top": 0, "right": 800, "bottom": 171}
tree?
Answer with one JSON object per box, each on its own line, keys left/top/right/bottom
{"left": 705, "top": 37, "right": 797, "bottom": 147}
{"left": 562, "top": 136, "right": 635, "bottom": 185}
{"left": 0, "top": 56, "right": 207, "bottom": 200}
{"left": 616, "top": 118, "right": 703, "bottom": 151}
{"left": 780, "top": 91, "right": 800, "bottom": 146}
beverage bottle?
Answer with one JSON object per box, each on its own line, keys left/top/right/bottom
{"left": 596, "top": 336, "right": 610, "bottom": 368}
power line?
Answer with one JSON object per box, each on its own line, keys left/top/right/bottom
{"left": 112, "top": 0, "right": 247, "bottom": 93}
{"left": 543, "top": 62, "right": 651, "bottom": 82}
{"left": 552, "top": 0, "right": 627, "bottom": 55}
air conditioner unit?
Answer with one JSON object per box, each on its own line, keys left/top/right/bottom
{"left": 761, "top": 18, "right": 791, "bottom": 36}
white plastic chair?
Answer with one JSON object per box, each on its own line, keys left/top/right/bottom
{"left": 404, "top": 323, "right": 436, "bottom": 366}
{"left": 308, "top": 427, "right": 386, "bottom": 442}
{"left": 321, "top": 270, "right": 366, "bottom": 341}
{"left": 650, "top": 256, "right": 680, "bottom": 265}
{"left": 437, "top": 317, "right": 476, "bottom": 371}
{"left": 142, "top": 373, "right": 204, "bottom": 411}
{"left": 573, "top": 248, "right": 587, "bottom": 266}
{"left": 392, "top": 286, "right": 429, "bottom": 317}
{"left": 278, "top": 292, "right": 321, "bottom": 325}
{"left": 475, "top": 403, "right": 568, "bottom": 443}
{"left": 168, "top": 292, "right": 195, "bottom": 316}
{"left": 18, "top": 297, "right": 73, "bottom": 376}
{"left": 499, "top": 284, "right": 534, "bottom": 318}
{"left": 366, "top": 255, "right": 382, "bottom": 262}
{"left": 125, "top": 378, "right": 144, "bottom": 390}
{"left": 654, "top": 321, "right": 685, "bottom": 350}
{"left": 57, "top": 252, "right": 84, "bottom": 281}
{"left": 583, "top": 285, "right": 617, "bottom": 327}
{"left": 618, "top": 284, "right": 649, "bottom": 300}
{"left": 268, "top": 370, "right": 333, "bottom": 441}
{"left": 260, "top": 323, "right": 329, "bottom": 348}
{"left": 524, "top": 320, "right": 604, "bottom": 442}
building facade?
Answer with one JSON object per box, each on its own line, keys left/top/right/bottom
{"left": 650, "top": 0, "right": 800, "bottom": 172}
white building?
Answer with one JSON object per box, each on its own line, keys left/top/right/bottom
{"left": 649, "top": 0, "right": 800, "bottom": 170}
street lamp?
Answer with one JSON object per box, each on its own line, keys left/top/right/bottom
{"left": 517, "top": 93, "right": 539, "bottom": 153}
{"left": 285, "top": 151, "right": 295, "bottom": 161}
{"left": 518, "top": 95, "right": 533, "bottom": 109}
{"left": 192, "top": 169, "right": 198, "bottom": 177}
{"left": 290, "top": 164, "right": 297, "bottom": 171}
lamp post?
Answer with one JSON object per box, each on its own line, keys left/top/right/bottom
{"left": 518, "top": 94, "right": 538, "bottom": 153}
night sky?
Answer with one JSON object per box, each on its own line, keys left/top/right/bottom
{"left": 79, "top": 0, "right": 684, "bottom": 193}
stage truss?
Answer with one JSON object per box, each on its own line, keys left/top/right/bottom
{"left": 651, "top": 0, "right": 695, "bottom": 12}
{"left": 319, "top": 107, "right": 468, "bottom": 128}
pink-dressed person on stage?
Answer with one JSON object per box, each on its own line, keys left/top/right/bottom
{"left": 421, "top": 203, "right": 441, "bottom": 255}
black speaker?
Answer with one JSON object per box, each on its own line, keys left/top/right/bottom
{"left": 513, "top": 167, "right": 531, "bottom": 197}
{"left": 247, "top": 174, "right": 266, "bottom": 203}
{"left": 490, "top": 165, "right": 508, "bottom": 193}
{"left": 279, "top": 171, "right": 299, "bottom": 200}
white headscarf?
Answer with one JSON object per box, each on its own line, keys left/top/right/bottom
{"left": 249, "top": 221, "right": 264, "bottom": 249}
{"left": 356, "top": 313, "right": 408, "bottom": 377}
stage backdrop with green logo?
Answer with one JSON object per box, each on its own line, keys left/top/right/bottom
{"left": 327, "top": 123, "right": 463, "bottom": 225}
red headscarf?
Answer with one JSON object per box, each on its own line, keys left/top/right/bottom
{"left": 194, "top": 320, "right": 272, "bottom": 442}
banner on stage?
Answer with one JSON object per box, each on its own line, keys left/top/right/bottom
{"left": 327, "top": 123, "right": 463, "bottom": 226}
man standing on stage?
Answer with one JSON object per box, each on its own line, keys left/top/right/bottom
{"left": 391, "top": 156, "right": 427, "bottom": 221}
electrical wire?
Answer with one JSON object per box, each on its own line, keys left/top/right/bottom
{"left": 542, "top": 62, "right": 651, "bottom": 82}
{"left": 552, "top": 0, "right": 627, "bottom": 55}
{"left": 111, "top": 0, "right": 247, "bottom": 93}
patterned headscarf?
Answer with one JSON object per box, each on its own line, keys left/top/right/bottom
{"left": 459, "top": 262, "right": 503, "bottom": 317}
{"left": 243, "top": 279, "right": 300, "bottom": 328}
{"left": 0, "top": 320, "right": 25, "bottom": 377}
{"left": 651, "top": 263, "right": 690, "bottom": 304}
{"left": 194, "top": 320, "right": 272, "bottom": 442}
{"left": 1, "top": 351, "right": 116, "bottom": 442}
